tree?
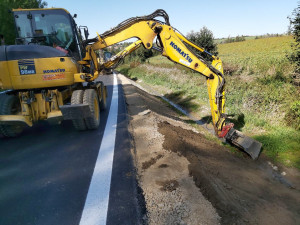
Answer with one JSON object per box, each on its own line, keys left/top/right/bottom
{"left": 186, "top": 26, "right": 218, "bottom": 61}
{"left": 288, "top": 3, "right": 300, "bottom": 73}
{"left": 224, "top": 36, "right": 235, "bottom": 43}
{"left": 235, "top": 35, "right": 246, "bottom": 42}
{"left": 0, "top": 0, "right": 47, "bottom": 45}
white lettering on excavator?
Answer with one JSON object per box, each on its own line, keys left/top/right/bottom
{"left": 170, "top": 41, "right": 193, "bottom": 63}
{"left": 43, "top": 69, "right": 65, "bottom": 74}
{"left": 179, "top": 58, "right": 191, "bottom": 66}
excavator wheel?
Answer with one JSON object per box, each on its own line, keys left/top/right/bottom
{"left": 71, "top": 90, "right": 87, "bottom": 131}
{"left": 0, "top": 94, "right": 24, "bottom": 137}
{"left": 83, "top": 89, "right": 100, "bottom": 130}
{"left": 99, "top": 86, "right": 107, "bottom": 111}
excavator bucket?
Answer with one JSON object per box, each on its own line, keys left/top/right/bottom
{"left": 225, "top": 128, "right": 262, "bottom": 160}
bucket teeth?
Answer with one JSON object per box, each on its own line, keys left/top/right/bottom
{"left": 225, "top": 128, "right": 262, "bottom": 160}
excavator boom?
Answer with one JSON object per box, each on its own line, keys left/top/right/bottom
{"left": 81, "top": 9, "right": 262, "bottom": 159}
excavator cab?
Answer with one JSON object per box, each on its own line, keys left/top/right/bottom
{"left": 0, "top": 8, "right": 87, "bottom": 90}
{"left": 13, "top": 8, "right": 83, "bottom": 60}
{"left": 0, "top": 8, "right": 107, "bottom": 137}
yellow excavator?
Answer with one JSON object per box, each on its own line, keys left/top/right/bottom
{"left": 0, "top": 8, "right": 261, "bottom": 159}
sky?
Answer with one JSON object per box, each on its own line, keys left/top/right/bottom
{"left": 47, "top": 0, "right": 297, "bottom": 39}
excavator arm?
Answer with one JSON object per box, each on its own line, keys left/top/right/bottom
{"left": 102, "top": 40, "right": 143, "bottom": 69}
{"left": 80, "top": 9, "right": 262, "bottom": 159}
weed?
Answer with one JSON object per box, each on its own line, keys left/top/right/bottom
{"left": 223, "top": 62, "right": 240, "bottom": 75}
{"left": 285, "top": 101, "right": 300, "bottom": 130}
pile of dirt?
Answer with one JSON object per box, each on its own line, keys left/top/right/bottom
{"left": 158, "top": 121, "right": 300, "bottom": 225}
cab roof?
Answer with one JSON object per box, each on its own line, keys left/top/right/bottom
{"left": 12, "top": 8, "right": 71, "bottom": 15}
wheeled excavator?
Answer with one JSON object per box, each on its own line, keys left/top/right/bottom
{"left": 0, "top": 8, "right": 262, "bottom": 159}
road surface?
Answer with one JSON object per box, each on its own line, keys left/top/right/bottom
{"left": 0, "top": 74, "right": 143, "bottom": 225}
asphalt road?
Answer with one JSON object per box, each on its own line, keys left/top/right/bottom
{"left": 0, "top": 74, "right": 142, "bottom": 225}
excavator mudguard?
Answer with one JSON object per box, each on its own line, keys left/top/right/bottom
{"left": 225, "top": 128, "right": 262, "bottom": 160}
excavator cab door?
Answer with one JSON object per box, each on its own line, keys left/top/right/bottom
{"left": 13, "top": 9, "right": 83, "bottom": 60}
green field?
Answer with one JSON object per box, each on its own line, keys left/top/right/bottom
{"left": 119, "top": 36, "right": 300, "bottom": 169}
{"left": 218, "top": 35, "right": 294, "bottom": 75}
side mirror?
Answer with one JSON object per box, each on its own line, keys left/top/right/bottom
{"left": 84, "top": 28, "right": 89, "bottom": 39}
{"left": 79, "top": 26, "right": 89, "bottom": 40}
{"left": 73, "top": 14, "right": 77, "bottom": 18}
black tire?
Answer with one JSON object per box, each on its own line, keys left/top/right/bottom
{"left": 0, "top": 94, "right": 24, "bottom": 137}
{"left": 83, "top": 89, "right": 100, "bottom": 130}
{"left": 100, "top": 86, "right": 107, "bottom": 111}
{"left": 71, "top": 90, "right": 87, "bottom": 131}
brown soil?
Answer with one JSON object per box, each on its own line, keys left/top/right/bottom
{"left": 156, "top": 179, "right": 180, "bottom": 192}
{"left": 158, "top": 164, "right": 169, "bottom": 168}
{"left": 142, "top": 154, "right": 163, "bottom": 170}
{"left": 120, "top": 74, "right": 220, "bottom": 225}
{"left": 158, "top": 121, "right": 300, "bottom": 225}
{"left": 119, "top": 73, "right": 300, "bottom": 225}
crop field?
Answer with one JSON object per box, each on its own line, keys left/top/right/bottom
{"left": 148, "top": 36, "right": 295, "bottom": 76}
{"left": 218, "top": 35, "right": 295, "bottom": 75}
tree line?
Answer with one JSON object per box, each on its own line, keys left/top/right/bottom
{"left": 0, "top": 0, "right": 47, "bottom": 45}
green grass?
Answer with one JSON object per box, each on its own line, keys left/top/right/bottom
{"left": 148, "top": 56, "right": 175, "bottom": 66}
{"left": 255, "top": 127, "right": 300, "bottom": 169}
{"left": 119, "top": 35, "right": 300, "bottom": 169}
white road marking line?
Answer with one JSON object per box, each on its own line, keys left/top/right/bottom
{"left": 80, "top": 73, "right": 118, "bottom": 225}
{"left": 0, "top": 90, "right": 12, "bottom": 94}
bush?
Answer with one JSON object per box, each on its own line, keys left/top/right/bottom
{"left": 258, "top": 71, "right": 289, "bottom": 85}
{"left": 130, "top": 61, "right": 140, "bottom": 68}
{"left": 285, "top": 101, "right": 300, "bottom": 130}
{"left": 223, "top": 36, "right": 245, "bottom": 43}
{"left": 223, "top": 37, "right": 235, "bottom": 43}
{"left": 222, "top": 62, "right": 239, "bottom": 75}
{"left": 186, "top": 26, "right": 218, "bottom": 61}
{"left": 288, "top": 3, "right": 300, "bottom": 73}
{"left": 235, "top": 35, "right": 246, "bottom": 42}
{"left": 126, "top": 46, "right": 155, "bottom": 63}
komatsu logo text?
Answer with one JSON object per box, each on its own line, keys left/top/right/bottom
{"left": 170, "top": 41, "right": 193, "bottom": 63}
{"left": 43, "top": 69, "right": 65, "bottom": 74}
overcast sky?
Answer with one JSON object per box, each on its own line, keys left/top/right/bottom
{"left": 48, "top": 0, "right": 297, "bottom": 39}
